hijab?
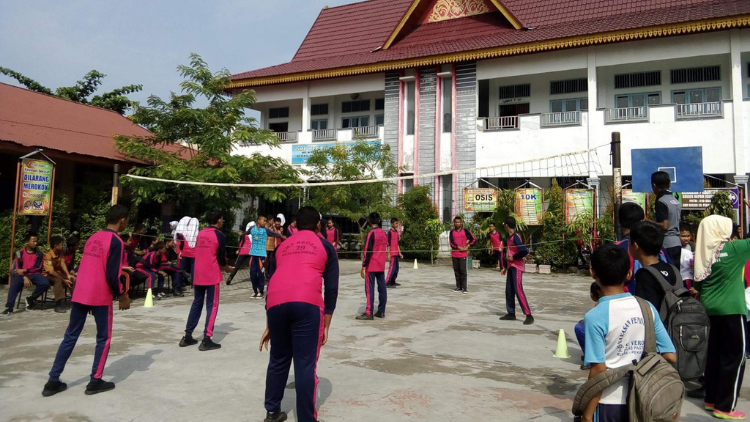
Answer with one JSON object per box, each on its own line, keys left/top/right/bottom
{"left": 175, "top": 216, "right": 200, "bottom": 248}
{"left": 246, "top": 221, "right": 256, "bottom": 232}
{"left": 694, "top": 214, "right": 733, "bottom": 282}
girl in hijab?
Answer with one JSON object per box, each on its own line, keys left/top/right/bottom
{"left": 694, "top": 215, "right": 750, "bottom": 419}
{"left": 175, "top": 217, "right": 199, "bottom": 286}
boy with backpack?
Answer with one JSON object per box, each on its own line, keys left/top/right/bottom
{"left": 629, "top": 221, "right": 682, "bottom": 313}
{"left": 578, "top": 243, "right": 677, "bottom": 422}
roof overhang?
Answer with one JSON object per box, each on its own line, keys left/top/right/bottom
{"left": 227, "top": 14, "right": 750, "bottom": 90}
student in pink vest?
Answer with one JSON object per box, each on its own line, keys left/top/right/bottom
{"left": 179, "top": 209, "right": 234, "bottom": 351}
{"left": 487, "top": 222, "right": 505, "bottom": 270}
{"left": 259, "top": 206, "right": 339, "bottom": 422}
{"left": 43, "top": 205, "right": 131, "bottom": 397}
{"left": 449, "top": 216, "right": 476, "bottom": 293}
{"left": 500, "top": 217, "right": 533, "bottom": 325}
{"left": 325, "top": 219, "right": 339, "bottom": 250}
{"left": 357, "top": 212, "right": 388, "bottom": 320}
{"left": 3, "top": 232, "right": 48, "bottom": 314}
{"left": 386, "top": 217, "right": 403, "bottom": 288}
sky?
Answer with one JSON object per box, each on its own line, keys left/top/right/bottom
{"left": 0, "top": 0, "right": 362, "bottom": 108}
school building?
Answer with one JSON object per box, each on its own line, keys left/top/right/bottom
{"left": 228, "top": 0, "right": 750, "bottom": 223}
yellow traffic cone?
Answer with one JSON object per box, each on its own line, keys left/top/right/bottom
{"left": 143, "top": 288, "right": 154, "bottom": 308}
{"left": 413, "top": 259, "right": 418, "bottom": 270}
{"left": 553, "top": 329, "right": 571, "bottom": 358}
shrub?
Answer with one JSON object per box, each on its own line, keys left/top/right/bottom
{"left": 398, "top": 186, "right": 440, "bottom": 261}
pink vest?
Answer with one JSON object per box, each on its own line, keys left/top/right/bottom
{"left": 267, "top": 231, "right": 328, "bottom": 310}
{"left": 363, "top": 228, "right": 388, "bottom": 272}
{"left": 388, "top": 229, "right": 400, "bottom": 256}
{"left": 288, "top": 226, "right": 298, "bottom": 236}
{"left": 489, "top": 231, "right": 502, "bottom": 251}
{"left": 73, "top": 230, "right": 123, "bottom": 306}
{"left": 325, "top": 227, "right": 338, "bottom": 244}
{"left": 450, "top": 229, "right": 473, "bottom": 258}
{"left": 507, "top": 233, "right": 525, "bottom": 271}
{"left": 239, "top": 234, "right": 252, "bottom": 255}
{"left": 193, "top": 227, "right": 223, "bottom": 286}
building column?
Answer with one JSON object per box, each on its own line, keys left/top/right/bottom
{"left": 586, "top": 47, "right": 598, "bottom": 181}
{"left": 302, "top": 82, "right": 310, "bottom": 132}
{"left": 730, "top": 29, "right": 746, "bottom": 178}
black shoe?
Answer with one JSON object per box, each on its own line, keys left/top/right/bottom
{"left": 54, "top": 305, "right": 67, "bottom": 314}
{"left": 226, "top": 278, "right": 233, "bottom": 286}
{"left": 25, "top": 296, "right": 32, "bottom": 309}
{"left": 172, "top": 290, "right": 184, "bottom": 297}
{"left": 355, "top": 313, "right": 374, "bottom": 320}
{"left": 258, "top": 292, "right": 265, "bottom": 299}
{"left": 499, "top": 313, "right": 516, "bottom": 321}
{"left": 462, "top": 290, "right": 468, "bottom": 294}
{"left": 179, "top": 335, "right": 198, "bottom": 347}
{"left": 1, "top": 308, "right": 13, "bottom": 316}
{"left": 453, "top": 288, "right": 462, "bottom": 292}
{"left": 579, "top": 364, "right": 590, "bottom": 371}
{"left": 686, "top": 388, "right": 705, "bottom": 399}
{"left": 386, "top": 283, "right": 395, "bottom": 289}
{"left": 42, "top": 380, "right": 67, "bottom": 397}
{"left": 374, "top": 311, "right": 385, "bottom": 318}
{"left": 252, "top": 292, "right": 258, "bottom": 299}
{"left": 85, "top": 379, "right": 115, "bottom": 395}
{"left": 392, "top": 282, "right": 401, "bottom": 286}
{"left": 199, "top": 337, "right": 221, "bottom": 351}
{"left": 265, "top": 411, "right": 288, "bottom": 422}
{"left": 523, "top": 315, "right": 535, "bottom": 325}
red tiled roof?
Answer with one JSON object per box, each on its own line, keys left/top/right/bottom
{"left": 231, "top": 0, "right": 750, "bottom": 84}
{"left": 0, "top": 82, "right": 152, "bottom": 162}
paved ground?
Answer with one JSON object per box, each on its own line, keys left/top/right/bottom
{"left": 0, "top": 260, "right": 746, "bottom": 422}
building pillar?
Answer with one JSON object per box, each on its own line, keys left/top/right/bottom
{"left": 730, "top": 29, "right": 746, "bottom": 178}
{"left": 586, "top": 47, "right": 599, "bottom": 181}
{"left": 587, "top": 176, "right": 601, "bottom": 219}
{"left": 302, "top": 82, "right": 310, "bottom": 132}
{"left": 735, "top": 175, "right": 749, "bottom": 230}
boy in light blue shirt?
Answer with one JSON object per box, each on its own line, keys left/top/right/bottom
{"left": 248, "top": 215, "right": 284, "bottom": 299}
{"left": 581, "top": 243, "right": 676, "bottom": 422}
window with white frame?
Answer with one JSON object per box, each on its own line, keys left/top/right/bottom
{"left": 499, "top": 83, "right": 530, "bottom": 99}
{"left": 342, "top": 116, "right": 369, "bottom": 128}
{"left": 550, "top": 98, "right": 588, "bottom": 113}
{"left": 269, "top": 107, "right": 289, "bottom": 119}
{"left": 268, "top": 122, "right": 288, "bottom": 132}
{"left": 375, "top": 114, "right": 384, "bottom": 126}
{"left": 671, "top": 87, "right": 721, "bottom": 104}
{"left": 670, "top": 66, "right": 720, "bottom": 84}
{"left": 442, "top": 77, "right": 452, "bottom": 133}
{"left": 550, "top": 78, "right": 587, "bottom": 95}
{"left": 375, "top": 98, "right": 385, "bottom": 110}
{"left": 342, "top": 100, "right": 370, "bottom": 113}
{"left": 614, "top": 92, "right": 661, "bottom": 109}
{"left": 405, "top": 81, "right": 416, "bottom": 135}
{"left": 311, "top": 104, "right": 328, "bottom": 116}
{"left": 311, "top": 119, "right": 328, "bottom": 130}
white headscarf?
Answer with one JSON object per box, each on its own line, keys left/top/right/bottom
{"left": 175, "top": 216, "right": 200, "bottom": 248}
{"left": 174, "top": 217, "right": 190, "bottom": 241}
{"left": 694, "top": 215, "right": 733, "bottom": 282}
{"left": 277, "top": 213, "right": 286, "bottom": 226}
{"left": 246, "top": 221, "right": 256, "bottom": 232}
{"left": 169, "top": 221, "right": 178, "bottom": 236}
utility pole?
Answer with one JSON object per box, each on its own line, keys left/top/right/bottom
{"left": 112, "top": 164, "right": 120, "bottom": 205}
{"left": 612, "top": 132, "right": 622, "bottom": 241}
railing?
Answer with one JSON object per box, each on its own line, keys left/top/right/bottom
{"left": 541, "top": 111, "right": 581, "bottom": 127}
{"left": 352, "top": 126, "right": 379, "bottom": 138}
{"left": 676, "top": 102, "right": 722, "bottom": 119}
{"left": 312, "top": 129, "right": 337, "bottom": 141}
{"left": 605, "top": 107, "right": 648, "bottom": 123}
{"left": 485, "top": 116, "right": 518, "bottom": 130}
{"left": 274, "top": 131, "right": 298, "bottom": 143}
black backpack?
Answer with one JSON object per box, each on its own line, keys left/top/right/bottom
{"left": 642, "top": 265, "right": 710, "bottom": 381}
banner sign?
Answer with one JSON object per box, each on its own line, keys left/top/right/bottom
{"left": 464, "top": 188, "right": 497, "bottom": 212}
{"left": 515, "top": 188, "right": 543, "bottom": 225}
{"left": 18, "top": 158, "right": 53, "bottom": 215}
{"left": 681, "top": 188, "right": 740, "bottom": 210}
{"left": 291, "top": 140, "right": 380, "bottom": 164}
{"left": 565, "top": 189, "right": 594, "bottom": 223}
{"left": 622, "top": 189, "right": 646, "bottom": 211}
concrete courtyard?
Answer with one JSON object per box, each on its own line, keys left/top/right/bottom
{"left": 0, "top": 260, "right": 746, "bottom": 422}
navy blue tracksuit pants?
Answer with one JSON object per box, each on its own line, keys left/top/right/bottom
{"left": 365, "top": 271, "right": 387, "bottom": 316}
{"left": 49, "top": 302, "right": 113, "bottom": 382}
{"left": 5, "top": 273, "right": 48, "bottom": 308}
{"left": 386, "top": 256, "right": 400, "bottom": 284}
{"left": 506, "top": 267, "right": 531, "bottom": 316}
{"left": 265, "top": 302, "right": 324, "bottom": 422}
{"left": 185, "top": 284, "right": 220, "bottom": 338}
{"left": 250, "top": 256, "right": 266, "bottom": 293}
{"left": 179, "top": 256, "right": 195, "bottom": 285}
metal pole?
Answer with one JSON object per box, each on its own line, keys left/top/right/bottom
{"left": 612, "top": 132, "right": 622, "bottom": 240}
{"left": 112, "top": 164, "right": 120, "bottom": 205}
{"left": 46, "top": 165, "right": 56, "bottom": 245}
{"left": 9, "top": 161, "right": 21, "bottom": 285}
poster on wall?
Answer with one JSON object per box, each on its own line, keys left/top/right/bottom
{"left": 622, "top": 189, "right": 646, "bottom": 211}
{"left": 18, "top": 158, "right": 53, "bottom": 215}
{"left": 290, "top": 140, "right": 380, "bottom": 164}
{"left": 565, "top": 189, "right": 594, "bottom": 223}
{"left": 681, "top": 188, "right": 740, "bottom": 210}
{"left": 464, "top": 188, "right": 497, "bottom": 212}
{"left": 515, "top": 188, "right": 543, "bottom": 225}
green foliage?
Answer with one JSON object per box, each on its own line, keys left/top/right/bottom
{"left": 534, "top": 179, "right": 576, "bottom": 268}
{"left": 116, "top": 54, "right": 301, "bottom": 213}
{"left": 397, "top": 186, "right": 441, "bottom": 261}
{"left": 0, "top": 67, "right": 141, "bottom": 115}
{"left": 597, "top": 202, "right": 615, "bottom": 243}
{"left": 705, "top": 190, "right": 735, "bottom": 219}
{"left": 304, "top": 140, "right": 399, "bottom": 235}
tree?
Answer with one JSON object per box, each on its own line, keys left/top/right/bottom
{"left": 397, "top": 185, "right": 440, "bottom": 261}
{"left": 115, "top": 54, "right": 301, "bottom": 214}
{"left": 304, "top": 140, "right": 399, "bottom": 235}
{"left": 534, "top": 179, "right": 577, "bottom": 269}
{"left": 705, "top": 190, "right": 735, "bottom": 220}
{"left": 0, "top": 67, "right": 141, "bottom": 115}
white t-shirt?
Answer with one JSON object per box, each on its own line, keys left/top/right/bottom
{"left": 680, "top": 247, "right": 694, "bottom": 281}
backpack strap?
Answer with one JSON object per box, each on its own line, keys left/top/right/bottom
{"left": 572, "top": 365, "right": 633, "bottom": 416}
{"left": 635, "top": 297, "right": 657, "bottom": 354}
{"left": 642, "top": 266, "right": 675, "bottom": 295}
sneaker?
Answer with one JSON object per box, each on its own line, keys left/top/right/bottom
{"left": 462, "top": 290, "right": 468, "bottom": 294}
{"left": 252, "top": 292, "right": 258, "bottom": 299}
{"left": 705, "top": 403, "right": 715, "bottom": 411}
{"left": 374, "top": 311, "right": 385, "bottom": 318}
{"left": 158, "top": 292, "right": 166, "bottom": 299}
{"left": 54, "top": 305, "right": 67, "bottom": 314}
{"left": 199, "top": 337, "right": 221, "bottom": 351}
{"left": 42, "top": 380, "right": 67, "bottom": 397}
{"left": 355, "top": 313, "right": 374, "bottom": 320}
{"left": 25, "top": 296, "right": 32, "bottom": 309}
{"left": 226, "top": 278, "right": 233, "bottom": 286}
{"left": 392, "top": 282, "right": 401, "bottom": 286}
{"left": 523, "top": 315, "right": 535, "bottom": 325}
{"left": 179, "top": 335, "right": 198, "bottom": 347}
{"left": 258, "top": 292, "right": 265, "bottom": 299}
{"left": 453, "top": 288, "right": 462, "bottom": 292}
{"left": 579, "top": 364, "right": 590, "bottom": 371}
{"left": 499, "top": 313, "right": 516, "bottom": 321}
{"left": 386, "top": 283, "right": 395, "bottom": 289}
{"left": 265, "top": 411, "right": 288, "bottom": 422}
{"left": 1, "top": 308, "right": 13, "bottom": 316}
{"left": 713, "top": 410, "right": 746, "bottom": 420}
{"left": 172, "top": 290, "right": 184, "bottom": 297}
{"left": 85, "top": 379, "right": 115, "bottom": 395}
